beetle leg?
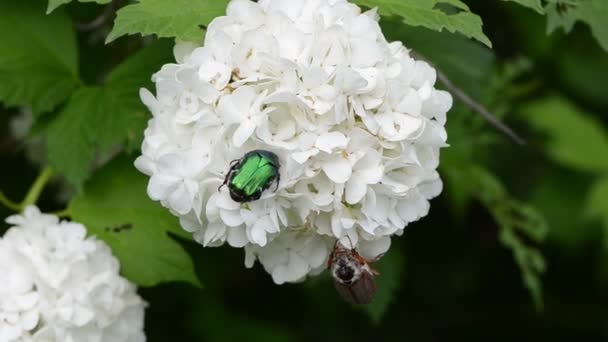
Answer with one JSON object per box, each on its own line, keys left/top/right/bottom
{"left": 343, "top": 235, "right": 355, "bottom": 250}
{"left": 327, "top": 240, "right": 340, "bottom": 268}
{"left": 274, "top": 172, "right": 281, "bottom": 191}
{"left": 371, "top": 252, "right": 386, "bottom": 263}
{"left": 218, "top": 169, "right": 232, "bottom": 192}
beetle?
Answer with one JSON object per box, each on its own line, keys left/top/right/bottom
{"left": 219, "top": 149, "right": 281, "bottom": 203}
{"left": 328, "top": 240, "right": 380, "bottom": 305}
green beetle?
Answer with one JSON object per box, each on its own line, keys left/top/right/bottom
{"left": 219, "top": 150, "right": 281, "bottom": 203}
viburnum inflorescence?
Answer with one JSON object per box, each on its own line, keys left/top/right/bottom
{"left": 0, "top": 207, "right": 146, "bottom": 342}
{"left": 135, "top": 0, "right": 452, "bottom": 284}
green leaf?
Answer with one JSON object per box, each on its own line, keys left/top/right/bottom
{"left": 472, "top": 166, "right": 548, "bottom": 310}
{"left": 46, "top": 0, "right": 110, "bottom": 14}
{"left": 530, "top": 168, "right": 598, "bottom": 250}
{"left": 586, "top": 177, "right": 608, "bottom": 248}
{"left": 353, "top": 0, "right": 492, "bottom": 47}
{"left": 68, "top": 157, "right": 199, "bottom": 287}
{"left": 106, "top": 0, "right": 229, "bottom": 43}
{"left": 45, "top": 40, "right": 173, "bottom": 186}
{"left": 363, "top": 249, "right": 405, "bottom": 324}
{"left": 0, "top": 0, "right": 80, "bottom": 114}
{"left": 520, "top": 96, "right": 608, "bottom": 174}
{"left": 502, "top": 0, "right": 545, "bottom": 14}
{"left": 546, "top": 0, "right": 608, "bottom": 51}
{"left": 556, "top": 32, "right": 608, "bottom": 108}
{"left": 444, "top": 163, "right": 548, "bottom": 309}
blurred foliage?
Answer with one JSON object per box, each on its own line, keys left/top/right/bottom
{"left": 1, "top": 0, "right": 608, "bottom": 340}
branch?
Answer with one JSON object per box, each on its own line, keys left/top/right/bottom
{"left": 0, "top": 191, "right": 21, "bottom": 211}
{"left": 21, "top": 166, "right": 54, "bottom": 208}
{"left": 411, "top": 51, "right": 526, "bottom": 145}
{"left": 76, "top": 0, "right": 121, "bottom": 31}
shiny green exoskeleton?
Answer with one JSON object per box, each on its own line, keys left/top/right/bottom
{"left": 220, "top": 150, "right": 280, "bottom": 203}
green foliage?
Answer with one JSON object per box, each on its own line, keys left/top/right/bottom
{"left": 353, "top": 0, "right": 492, "bottom": 47}
{"left": 363, "top": 249, "right": 405, "bottom": 324}
{"left": 545, "top": 0, "right": 608, "bottom": 51}
{"left": 46, "top": 0, "right": 110, "bottom": 14}
{"left": 522, "top": 97, "right": 608, "bottom": 174}
{"left": 0, "top": 0, "right": 79, "bottom": 115}
{"left": 502, "top": 0, "right": 545, "bottom": 13}
{"left": 530, "top": 169, "right": 598, "bottom": 250}
{"left": 67, "top": 157, "right": 199, "bottom": 287}
{"left": 522, "top": 96, "right": 608, "bottom": 256}
{"left": 106, "top": 0, "right": 229, "bottom": 43}
{"left": 472, "top": 167, "right": 548, "bottom": 310}
{"left": 443, "top": 162, "right": 548, "bottom": 309}
{"left": 502, "top": 0, "right": 608, "bottom": 52}
{"left": 45, "top": 40, "right": 173, "bottom": 187}
{"left": 556, "top": 33, "right": 608, "bottom": 108}
{"left": 586, "top": 177, "right": 608, "bottom": 247}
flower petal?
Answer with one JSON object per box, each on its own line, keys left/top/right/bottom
{"left": 321, "top": 155, "right": 352, "bottom": 184}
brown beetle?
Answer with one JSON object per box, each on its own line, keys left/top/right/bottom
{"left": 328, "top": 240, "right": 379, "bottom": 304}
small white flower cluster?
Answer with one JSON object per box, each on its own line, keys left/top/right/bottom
{"left": 0, "top": 207, "right": 146, "bottom": 342}
{"left": 136, "top": 0, "right": 451, "bottom": 284}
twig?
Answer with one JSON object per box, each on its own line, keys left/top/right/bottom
{"left": 411, "top": 51, "right": 526, "bottom": 145}
{"left": 76, "top": 0, "right": 121, "bottom": 31}
{"left": 53, "top": 208, "right": 72, "bottom": 219}
{"left": 21, "top": 166, "right": 54, "bottom": 208}
{"left": 0, "top": 191, "right": 21, "bottom": 211}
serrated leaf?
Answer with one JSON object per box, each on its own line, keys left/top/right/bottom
{"left": 353, "top": 0, "right": 492, "bottom": 47}
{"left": 46, "top": 87, "right": 102, "bottom": 185}
{"left": 545, "top": 0, "right": 608, "bottom": 51}
{"left": 521, "top": 96, "right": 608, "bottom": 174}
{"left": 444, "top": 163, "right": 549, "bottom": 309}
{"left": 363, "top": 249, "right": 405, "bottom": 324}
{"left": 46, "top": 0, "right": 110, "bottom": 14}
{"left": 106, "top": 0, "right": 229, "bottom": 43}
{"left": 68, "top": 157, "right": 199, "bottom": 287}
{"left": 472, "top": 166, "right": 548, "bottom": 310}
{"left": 45, "top": 40, "right": 173, "bottom": 186}
{"left": 502, "top": 0, "right": 545, "bottom": 14}
{"left": 0, "top": 0, "right": 80, "bottom": 114}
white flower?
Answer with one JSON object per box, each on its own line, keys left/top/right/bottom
{"left": 0, "top": 207, "right": 146, "bottom": 342}
{"left": 244, "top": 228, "right": 332, "bottom": 284}
{"left": 136, "top": 0, "right": 452, "bottom": 284}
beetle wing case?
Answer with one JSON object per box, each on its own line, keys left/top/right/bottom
{"left": 332, "top": 270, "right": 377, "bottom": 305}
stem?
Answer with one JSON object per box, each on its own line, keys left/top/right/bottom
{"left": 411, "top": 51, "right": 526, "bottom": 145}
{"left": 21, "top": 166, "right": 54, "bottom": 208}
{"left": 53, "top": 208, "right": 72, "bottom": 219}
{"left": 0, "top": 191, "right": 21, "bottom": 211}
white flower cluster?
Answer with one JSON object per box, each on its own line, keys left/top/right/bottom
{"left": 136, "top": 0, "right": 451, "bottom": 284}
{"left": 0, "top": 207, "right": 146, "bottom": 342}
